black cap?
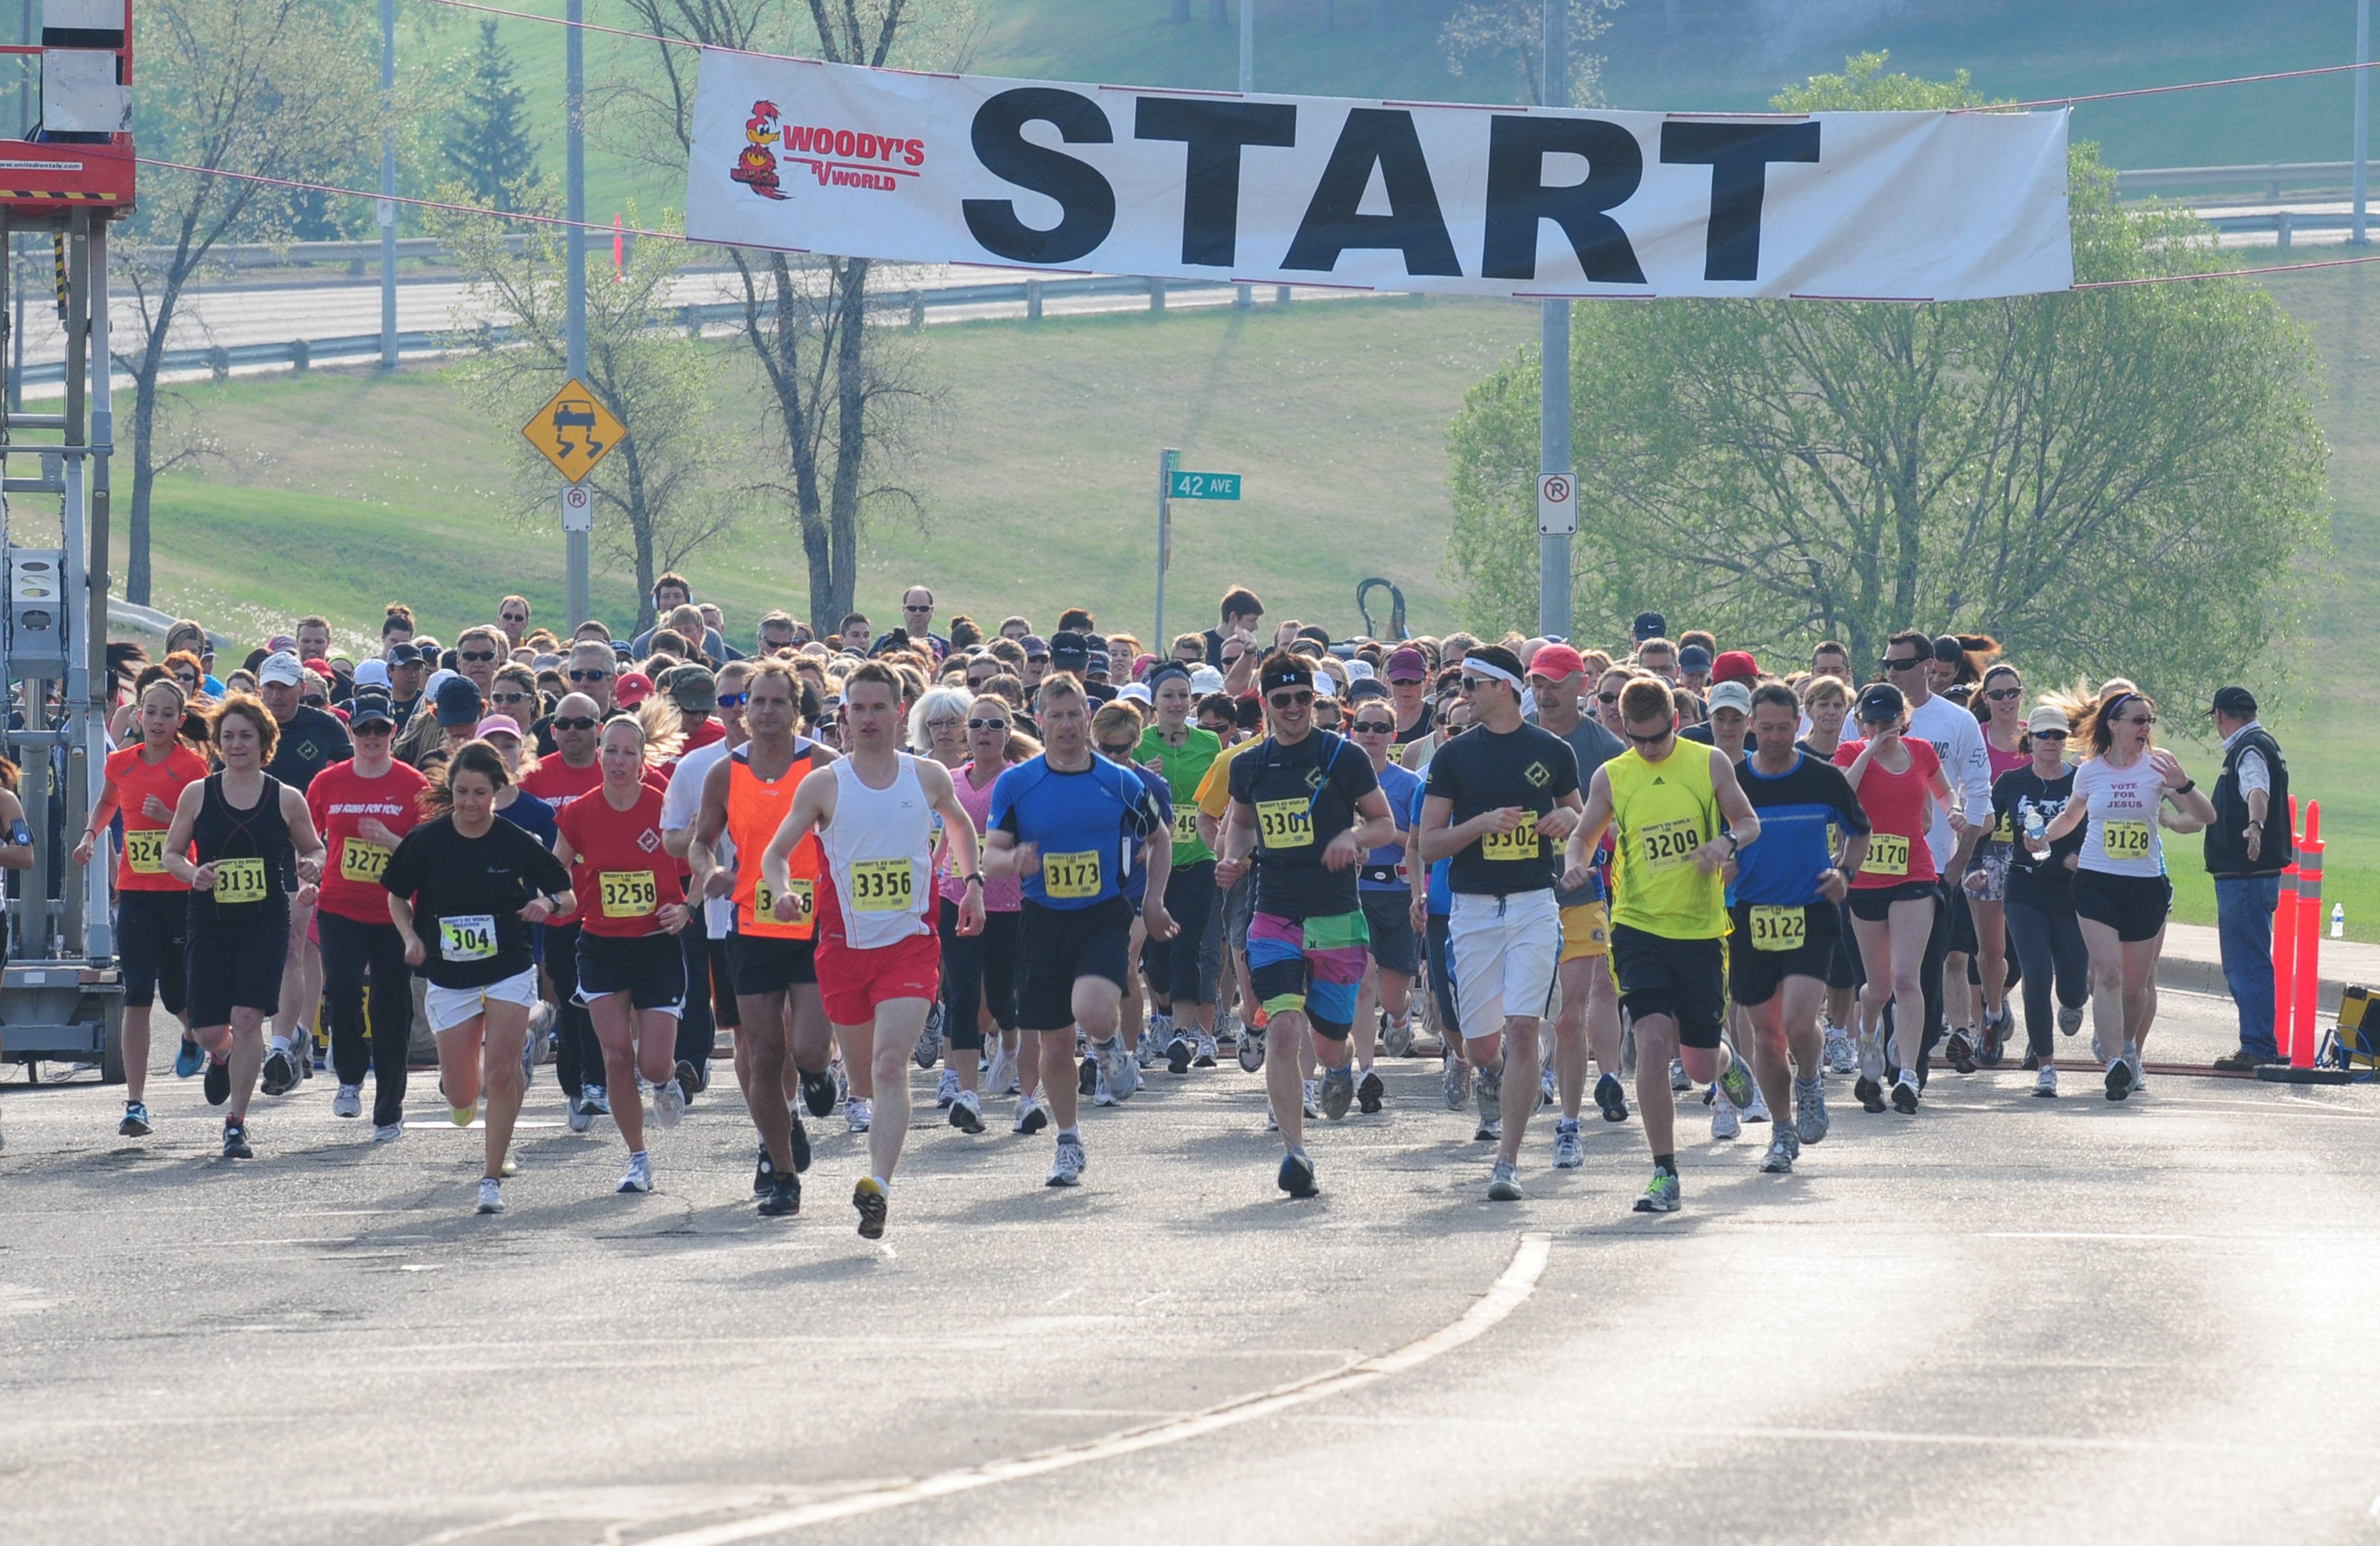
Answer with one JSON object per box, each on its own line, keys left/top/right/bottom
{"left": 2211, "top": 685, "right": 2258, "bottom": 718}
{"left": 1049, "top": 630, "right": 1092, "bottom": 669}
{"left": 1346, "top": 678, "right": 1390, "bottom": 704}
{"left": 1856, "top": 683, "right": 1906, "bottom": 725}
{"left": 348, "top": 689, "right": 397, "bottom": 730}
{"left": 434, "top": 675, "right": 484, "bottom": 728}
{"left": 1678, "top": 643, "right": 1713, "bottom": 671}
{"left": 386, "top": 642, "right": 424, "bottom": 667}
{"left": 1632, "top": 611, "right": 1666, "bottom": 642}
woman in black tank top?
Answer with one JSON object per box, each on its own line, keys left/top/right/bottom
{"left": 160, "top": 696, "right": 325, "bottom": 1160}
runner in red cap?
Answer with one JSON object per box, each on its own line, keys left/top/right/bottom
{"left": 1711, "top": 650, "right": 1760, "bottom": 686}
{"left": 615, "top": 671, "right": 654, "bottom": 711}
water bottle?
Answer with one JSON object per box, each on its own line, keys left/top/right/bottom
{"left": 2333, "top": 903, "right": 2346, "bottom": 940}
{"left": 2023, "top": 806, "right": 2048, "bottom": 861}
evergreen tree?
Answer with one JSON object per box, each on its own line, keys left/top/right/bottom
{"left": 445, "top": 21, "right": 540, "bottom": 210}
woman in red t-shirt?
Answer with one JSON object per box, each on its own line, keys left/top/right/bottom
{"left": 553, "top": 717, "right": 691, "bottom": 1195}
{"left": 1834, "top": 683, "right": 1956, "bottom": 1116}
{"left": 76, "top": 676, "right": 209, "bottom": 1137}
{"left": 305, "top": 690, "right": 429, "bottom": 1139}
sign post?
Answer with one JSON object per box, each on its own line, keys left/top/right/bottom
{"left": 1155, "top": 448, "right": 1176, "bottom": 649}
{"left": 525, "top": 379, "right": 623, "bottom": 601}
{"left": 560, "top": 481, "right": 593, "bottom": 532}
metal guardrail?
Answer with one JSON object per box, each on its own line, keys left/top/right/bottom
{"left": 2205, "top": 210, "right": 2361, "bottom": 246}
{"left": 2116, "top": 161, "right": 2355, "bottom": 196}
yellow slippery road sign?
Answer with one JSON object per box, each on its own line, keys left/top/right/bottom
{"left": 523, "top": 379, "right": 624, "bottom": 480}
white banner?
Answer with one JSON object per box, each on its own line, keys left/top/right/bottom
{"left": 684, "top": 51, "right": 2072, "bottom": 302}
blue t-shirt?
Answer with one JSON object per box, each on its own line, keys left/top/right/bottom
{"left": 1361, "top": 761, "right": 1423, "bottom": 892}
{"left": 1409, "top": 779, "right": 1451, "bottom": 917}
{"left": 1732, "top": 751, "right": 1869, "bottom": 907}
{"left": 990, "top": 753, "right": 1166, "bottom": 910}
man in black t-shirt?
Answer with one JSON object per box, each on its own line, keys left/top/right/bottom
{"left": 1215, "top": 652, "right": 1394, "bottom": 1200}
{"left": 1417, "top": 646, "right": 1582, "bottom": 1202}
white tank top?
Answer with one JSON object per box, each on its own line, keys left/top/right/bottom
{"left": 822, "top": 753, "right": 936, "bottom": 949}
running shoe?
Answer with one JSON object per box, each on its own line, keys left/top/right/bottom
{"left": 1238, "top": 1029, "right": 1265, "bottom": 1073}
{"left": 1945, "top": 1029, "right": 1977, "bottom": 1075}
{"left": 1857, "top": 1026, "right": 1885, "bottom": 1082}
{"left": 913, "top": 1006, "right": 943, "bottom": 1070}
{"left": 1013, "top": 1094, "right": 1049, "bottom": 1136}
{"left": 118, "top": 1101, "right": 151, "bottom": 1138}
{"left": 1078, "top": 1053, "right": 1099, "bottom": 1096}
{"left": 1552, "top": 1118, "right": 1582, "bottom": 1170}
{"left": 567, "top": 1094, "right": 597, "bottom": 1134}
{"left": 986, "top": 1042, "right": 1019, "bottom": 1096}
{"left": 1488, "top": 1158, "right": 1523, "bottom": 1201}
{"left": 1167, "top": 1035, "right": 1193, "bottom": 1076}
{"left": 260, "top": 1046, "right": 297, "bottom": 1098}
{"left": 1892, "top": 1072, "right": 1921, "bottom": 1114}
{"left": 332, "top": 1084, "right": 362, "bottom": 1119}
{"left": 1824, "top": 1027, "right": 1855, "bottom": 1076}
{"left": 1357, "top": 1068, "right": 1385, "bottom": 1115}
{"left": 2059, "top": 1004, "right": 2084, "bottom": 1037}
{"left": 754, "top": 1147, "right": 776, "bottom": 1195}
{"left": 1046, "top": 1135, "right": 1086, "bottom": 1188}
{"left": 2126, "top": 1043, "right": 2145, "bottom": 1092}
{"left": 1855, "top": 1074, "right": 1887, "bottom": 1115}
{"left": 584, "top": 1083, "right": 611, "bottom": 1116}
{"left": 2022, "top": 1050, "right": 2039, "bottom": 1071}
{"left": 2103, "top": 1057, "right": 2133, "bottom": 1102}
{"left": 948, "top": 1089, "right": 984, "bottom": 1134}
{"left": 758, "top": 1171, "right": 801, "bottom": 1217}
{"left": 800, "top": 1065, "right": 837, "bottom": 1118}
{"left": 853, "top": 1176, "right": 889, "bottom": 1238}
{"left": 673, "top": 1059, "right": 699, "bottom": 1108}
{"left": 372, "top": 1122, "right": 404, "bottom": 1144}
{"left": 2034, "top": 1065, "right": 2058, "bottom": 1098}
{"left": 1383, "top": 1013, "right": 1415, "bottom": 1059}
{"left": 1744, "top": 1081, "right": 1771, "bottom": 1124}
{"left": 475, "top": 1178, "right": 504, "bottom": 1214}
{"left": 831, "top": 1061, "right": 849, "bottom": 1108}
{"left": 1302, "top": 1080, "right": 1320, "bottom": 1120}
{"left": 846, "top": 1096, "right": 872, "bottom": 1135}
{"left": 1710, "top": 1092, "right": 1740, "bottom": 1141}
{"left": 936, "top": 1069, "right": 960, "bottom": 1109}
{"left": 1593, "top": 1072, "right": 1629, "bottom": 1124}
{"left": 789, "top": 1110, "right": 813, "bottom": 1173}
{"left": 1760, "top": 1130, "right": 1799, "bottom": 1174}
{"left": 1194, "top": 1034, "right": 1218, "bottom": 1069}
{"left": 1474, "top": 1064, "right": 1502, "bottom": 1142}
{"left": 651, "top": 1076, "right": 685, "bottom": 1129}
{"left": 1979, "top": 1006, "right": 2007, "bottom": 1067}
{"left": 1794, "top": 1074, "right": 1829, "bottom": 1146}
{"left": 1632, "top": 1170, "right": 1680, "bottom": 1213}
{"left": 1717, "top": 1052, "right": 1756, "bottom": 1109}
{"left": 618, "top": 1152, "right": 654, "bottom": 1194}
{"left": 1540, "top": 1068, "right": 1557, "bottom": 1110}
{"left": 1320, "top": 1064, "right": 1355, "bottom": 1120}
{"left": 1146, "top": 1009, "right": 1174, "bottom": 1052}
{"left": 1136, "top": 1035, "right": 1158, "bottom": 1072}
{"left": 221, "top": 1119, "right": 253, "bottom": 1160}
{"left": 499, "top": 1149, "right": 519, "bottom": 1178}
{"left": 175, "top": 1036, "right": 204, "bottom": 1080}
{"left": 1670, "top": 1057, "right": 1691, "bottom": 1092}
{"left": 1095, "top": 1037, "right": 1134, "bottom": 1099}
{"left": 1442, "top": 1051, "right": 1470, "bottom": 1111}
{"left": 448, "top": 1101, "right": 476, "bottom": 1128}
{"left": 1277, "top": 1149, "right": 1318, "bottom": 1199}
{"left": 1092, "top": 1064, "right": 1117, "bottom": 1107}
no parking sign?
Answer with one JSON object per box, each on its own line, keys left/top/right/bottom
{"left": 1538, "top": 472, "right": 1576, "bottom": 536}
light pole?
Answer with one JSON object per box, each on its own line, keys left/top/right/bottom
{"left": 1237, "top": 1, "right": 1254, "bottom": 309}
{"left": 2357, "top": 0, "right": 2371, "bottom": 245}
{"left": 1537, "top": 0, "right": 1572, "bottom": 641}
{"left": 565, "top": 0, "right": 591, "bottom": 624}
{"left": 379, "top": 0, "right": 396, "bottom": 371}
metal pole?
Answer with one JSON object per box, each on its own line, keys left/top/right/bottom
{"left": 379, "top": 0, "right": 397, "bottom": 369}
{"left": 1156, "top": 448, "right": 1177, "bottom": 648}
{"left": 83, "top": 215, "right": 111, "bottom": 956}
{"left": 1537, "top": 0, "right": 1572, "bottom": 641}
{"left": 565, "top": 0, "right": 590, "bottom": 624}
{"left": 1236, "top": 2, "right": 1253, "bottom": 309}
{"left": 2357, "top": 0, "right": 2372, "bottom": 244}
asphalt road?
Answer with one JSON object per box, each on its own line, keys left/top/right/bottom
{"left": 4, "top": 984, "right": 2377, "bottom": 1545}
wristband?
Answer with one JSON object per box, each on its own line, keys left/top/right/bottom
{"left": 2175, "top": 779, "right": 2195, "bottom": 795}
{"left": 963, "top": 873, "right": 984, "bottom": 887}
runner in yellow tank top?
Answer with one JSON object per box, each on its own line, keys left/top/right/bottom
{"left": 1564, "top": 675, "right": 1761, "bottom": 1217}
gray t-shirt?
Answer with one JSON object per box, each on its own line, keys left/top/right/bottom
{"left": 1555, "top": 716, "right": 1627, "bottom": 908}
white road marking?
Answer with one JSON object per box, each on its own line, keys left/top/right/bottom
{"left": 621, "top": 1232, "right": 1553, "bottom": 1545}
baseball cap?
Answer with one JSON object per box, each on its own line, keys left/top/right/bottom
{"left": 258, "top": 651, "right": 306, "bottom": 688}
{"left": 1049, "top": 631, "right": 1091, "bottom": 670}
{"left": 1527, "top": 642, "right": 1586, "bottom": 680}
{"left": 1132, "top": 653, "right": 1158, "bottom": 680}
{"left": 1085, "top": 651, "right": 1112, "bottom": 677}
{"left": 347, "top": 689, "right": 397, "bottom": 730}
{"left": 1711, "top": 649, "right": 1759, "bottom": 685}
{"left": 2025, "top": 704, "right": 2072, "bottom": 737}
{"left": 1189, "top": 665, "right": 1225, "bottom": 695}
{"left": 1344, "top": 659, "right": 1375, "bottom": 682}
{"left": 2210, "top": 685, "right": 2258, "bottom": 719}
{"left": 1706, "top": 680, "right": 1754, "bottom": 717}
{"left": 386, "top": 642, "right": 424, "bottom": 667}
{"left": 665, "top": 664, "right": 716, "bottom": 712}
{"left": 1118, "top": 683, "right": 1153, "bottom": 706}
{"left": 1857, "top": 683, "right": 1906, "bottom": 724}
{"left": 614, "top": 670, "right": 654, "bottom": 707}
{"left": 1347, "top": 678, "right": 1389, "bottom": 704}
{"left": 474, "top": 714, "right": 524, "bottom": 741}
{"left": 1677, "top": 643, "right": 1713, "bottom": 673}
{"left": 434, "top": 675, "right": 484, "bottom": 728}
{"left": 1021, "top": 634, "right": 1051, "bottom": 661}
{"left": 354, "top": 659, "right": 391, "bottom": 690}
{"left": 1385, "top": 646, "right": 1429, "bottom": 683}
{"left": 267, "top": 633, "right": 296, "bottom": 654}
{"left": 1632, "top": 611, "right": 1667, "bottom": 642}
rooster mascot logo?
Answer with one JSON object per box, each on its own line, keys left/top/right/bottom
{"left": 730, "top": 100, "right": 789, "bottom": 201}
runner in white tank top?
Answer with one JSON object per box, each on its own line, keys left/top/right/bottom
{"left": 819, "top": 754, "right": 936, "bottom": 949}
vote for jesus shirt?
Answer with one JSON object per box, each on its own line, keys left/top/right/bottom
{"left": 306, "top": 758, "right": 431, "bottom": 924}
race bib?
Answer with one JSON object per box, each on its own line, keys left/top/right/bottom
{"left": 1992, "top": 812, "right": 2015, "bottom": 845}
{"left": 755, "top": 877, "right": 813, "bottom": 925}
{"left": 600, "top": 869, "right": 658, "bottom": 918}
{"left": 1867, "top": 833, "right": 1910, "bottom": 877}
{"left": 1255, "top": 798, "right": 1314, "bottom": 850}
{"left": 849, "top": 858, "right": 913, "bottom": 913}
{"left": 2102, "top": 819, "right": 2153, "bottom": 861}
{"left": 124, "top": 828, "right": 167, "bottom": 875}
{"left": 1043, "top": 849, "right": 1102, "bottom": 900}
{"left": 339, "top": 836, "right": 391, "bottom": 885}
{"left": 440, "top": 914, "right": 498, "bottom": 960}
{"left": 1172, "top": 805, "right": 1201, "bottom": 845}
{"left": 1749, "top": 905, "right": 1807, "bottom": 953}
{"left": 212, "top": 856, "right": 269, "bottom": 904}
{"left": 1480, "top": 811, "right": 1540, "bottom": 862}
{"left": 1637, "top": 818, "right": 1702, "bottom": 872}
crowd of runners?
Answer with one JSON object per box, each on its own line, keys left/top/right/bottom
{"left": 12, "top": 576, "right": 2281, "bottom": 1235}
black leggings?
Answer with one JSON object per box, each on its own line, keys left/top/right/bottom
{"left": 544, "top": 919, "right": 604, "bottom": 1098}
{"left": 2004, "top": 899, "right": 2090, "bottom": 1061}
{"left": 676, "top": 900, "right": 716, "bottom": 1068}
{"left": 1141, "top": 859, "right": 1216, "bottom": 1006}
{"left": 938, "top": 897, "right": 1018, "bottom": 1051}
{"left": 317, "top": 910, "right": 413, "bottom": 1128}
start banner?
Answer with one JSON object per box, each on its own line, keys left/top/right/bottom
{"left": 684, "top": 50, "right": 2072, "bottom": 303}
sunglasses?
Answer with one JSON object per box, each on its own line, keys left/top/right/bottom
{"left": 552, "top": 715, "right": 598, "bottom": 731}
{"left": 460, "top": 650, "right": 498, "bottom": 664}
{"left": 2121, "top": 714, "right": 2156, "bottom": 726}
{"left": 490, "top": 690, "right": 532, "bottom": 704}
{"left": 500, "top": 613, "right": 528, "bottom": 623}
{"left": 352, "top": 722, "right": 393, "bottom": 735}
{"left": 1625, "top": 727, "right": 1671, "bottom": 744}
{"left": 717, "top": 692, "right": 749, "bottom": 708}
{"left": 1350, "top": 719, "right": 1396, "bottom": 734}
{"left": 817, "top": 718, "right": 839, "bottom": 731}
{"left": 568, "top": 669, "right": 609, "bottom": 682}
{"left": 904, "top": 604, "right": 933, "bottom": 614}
{"left": 175, "top": 674, "right": 199, "bottom": 687}
{"left": 967, "top": 717, "right": 1010, "bottom": 730}
{"left": 1984, "top": 687, "right": 2022, "bottom": 701}
{"left": 1597, "top": 692, "right": 1620, "bottom": 704}
{"left": 1267, "top": 689, "right": 1313, "bottom": 708}
{"left": 1881, "top": 656, "right": 1924, "bottom": 671}
{"left": 301, "top": 694, "right": 327, "bottom": 708}
{"left": 1097, "top": 742, "right": 1138, "bottom": 758}
{"left": 2033, "top": 729, "right": 2068, "bottom": 741}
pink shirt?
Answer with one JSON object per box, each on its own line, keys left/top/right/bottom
{"left": 939, "top": 759, "right": 1022, "bottom": 912}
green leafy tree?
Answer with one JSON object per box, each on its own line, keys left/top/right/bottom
{"left": 1444, "top": 53, "right": 2330, "bottom": 706}
{"left": 443, "top": 21, "right": 542, "bottom": 211}
{"left": 1441, "top": 0, "right": 1621, "bottom": 107}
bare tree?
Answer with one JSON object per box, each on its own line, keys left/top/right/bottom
{"left": 1441, "top": 0, "right": 1621, "bottom": 106}
{"left": 605, "top": 1, "right": 962, "bottom": 634}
